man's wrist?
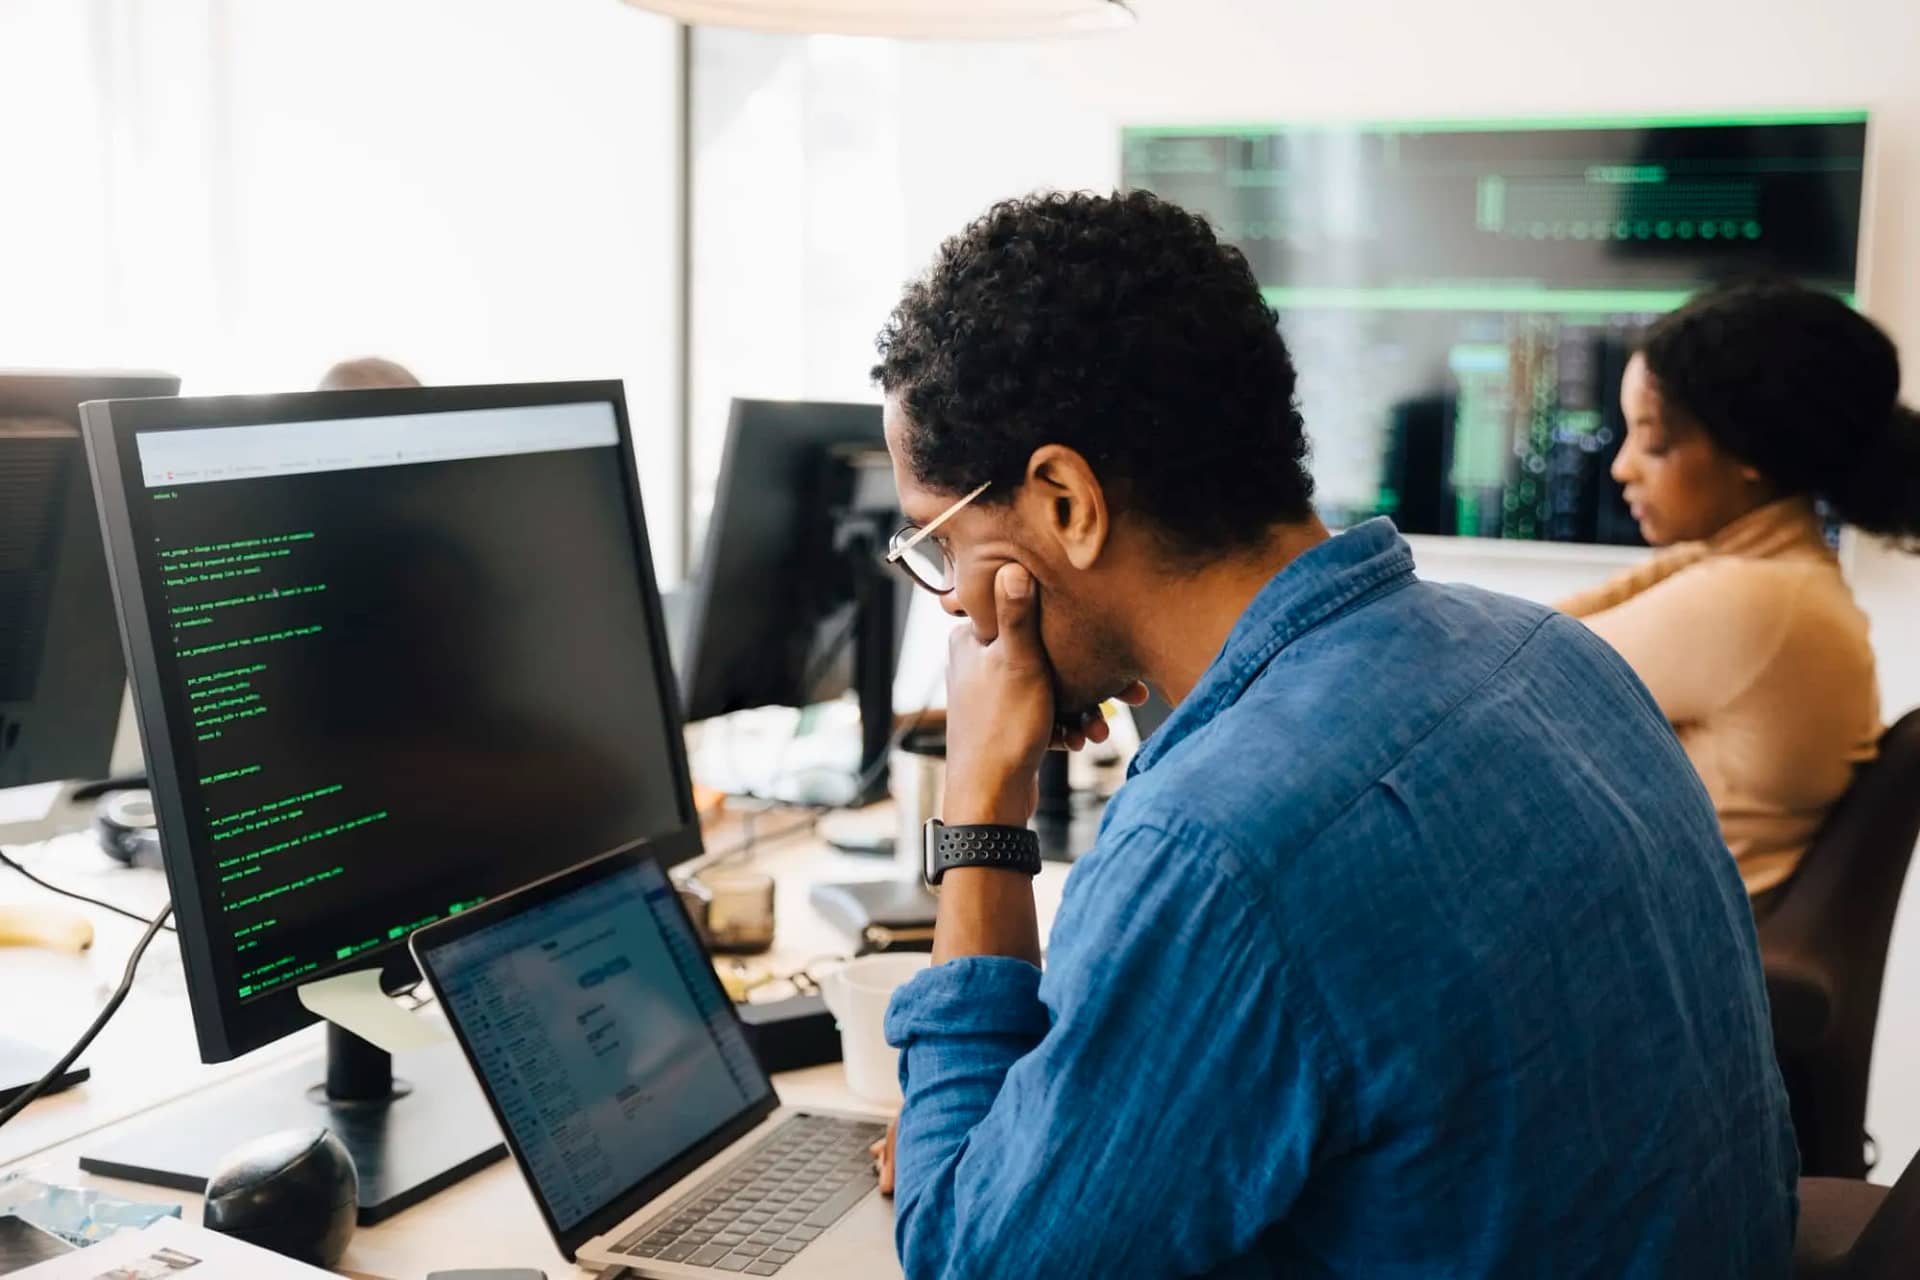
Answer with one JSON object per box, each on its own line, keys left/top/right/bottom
{"left": 940, "top": 785, "right": 1033, "bottom": 829}
{"left": 930, "top": 866, "right": 1042, "bottom": 965}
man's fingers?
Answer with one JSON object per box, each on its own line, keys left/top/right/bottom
{"left": 1117, "top": 680, "right": 1151, "bottom": 706}
{"left": 992, "top": 563, "right": 1043, "bottom": 664}
{"left": 1049, "top": 704, "right": 1114, "bottom": 752}
{"left": 873, "top": 1119, "right": 897, "bottom": 1196}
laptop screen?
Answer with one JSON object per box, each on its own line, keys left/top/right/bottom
{"left": 420, "top": 856, "right": 774, "bottom": 1231}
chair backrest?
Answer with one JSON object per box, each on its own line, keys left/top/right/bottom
{"left": 1846, "top": 1151, "right": 1920, "bottom": 1280}
{"left": 1760, "top": 708, "right": 1920, "bottom": 1173}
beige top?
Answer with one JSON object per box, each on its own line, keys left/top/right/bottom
{"left": 1558, "top": 498, "right": 1882, "bottom": 895}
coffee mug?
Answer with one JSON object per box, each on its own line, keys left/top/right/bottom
{"left": 816, "top": 953, "right": 930, "bottom": 1105}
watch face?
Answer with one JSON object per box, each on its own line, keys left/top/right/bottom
{"left": 922, "top": 819, "right": 942, "bottom": 887}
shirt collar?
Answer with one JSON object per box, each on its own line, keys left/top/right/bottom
{"left": 1129, "top": 518, "right": 1416, "bottom": 778}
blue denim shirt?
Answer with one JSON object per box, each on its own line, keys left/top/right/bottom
{"left": 884, "top": 520, "right": 1796, "bottom": 1279}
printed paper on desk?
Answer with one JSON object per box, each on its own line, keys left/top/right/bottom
{"left": 8, "top": 1213, "right": 337, "bottom": 1278}
{"left": 0, "top": 782, "right": 63, "bottom": 826}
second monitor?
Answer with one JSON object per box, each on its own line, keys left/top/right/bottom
{"left": 0, "top": 370, "right": 179, "bottom": 791}
{"left": 679, "top": 399, "right": 901, "bottom": 805}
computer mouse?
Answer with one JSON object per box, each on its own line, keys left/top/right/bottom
{"left": 203, "top": 1128, "right": 358, "bottom": 1267}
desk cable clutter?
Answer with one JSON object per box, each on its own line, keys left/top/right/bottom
{"left": 0, "top": 904, "right": 173, "bottom": 1130}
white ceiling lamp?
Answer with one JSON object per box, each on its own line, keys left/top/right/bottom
{"left": 620, "top": 0, "right": 1134, "bottom": 39}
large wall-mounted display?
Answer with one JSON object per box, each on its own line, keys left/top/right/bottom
{"left": 1124, "top": 113, "right": 1867, "bottom": 544}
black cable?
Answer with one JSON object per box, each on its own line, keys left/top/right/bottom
{"left": 0, "top": 847, "right": 176, "bottom": 933}
{"left": 69, "top": 774, "right": 147, "bottom": 803}
{"left": 716, "top": 697, "right": 936, "bottom": 832}
{"left": 851, "top": 701, "right": 935, "bottom": 794}
{"left": 0, "top": 903, "right": 174, "bottom": 1130}
{"left": 696, "top": 810, "right": 824, "bottom": 867}
{"left": 696, "top": 704, "right": 929, "bottom": 868}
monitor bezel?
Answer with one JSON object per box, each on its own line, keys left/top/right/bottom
{"left": 678, "top": 396, "right": 886, "bottom": 723}
{"left": 410, "top": 841, "right": 780, "bottom": 1261}
{"left": 0, "top": 372, "right": 178, "bottom": 788}
{"left": 80, "top": 380, "right": 705, "bottom": 1062}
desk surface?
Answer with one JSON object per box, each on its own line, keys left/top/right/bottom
{"left": 0, "top": 813, "right": 1069, "bottom": 1279}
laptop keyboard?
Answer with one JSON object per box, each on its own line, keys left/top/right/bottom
{"left": 614, "top": 1113, "right": 887, "bottom": 1274}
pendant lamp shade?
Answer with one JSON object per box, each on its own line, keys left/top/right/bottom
{"left": 620, "top": 0, "right": 1134, "bottom": 38}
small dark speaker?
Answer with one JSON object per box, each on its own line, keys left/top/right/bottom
{"left": 204, "top": 1128, "right": 358, "bottom": 1268}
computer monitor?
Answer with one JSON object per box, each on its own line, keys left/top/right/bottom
{"left": 0, "top": 372, "right": 178, "bottom": 790}
{"left": 1123, "top": 112, "right": 1868, "bottom": 543}
{"left": 678, "top": 399, "right": 898, "bottom": 802}
{"left": 76, "top": 380, "right": 701, "bottom": 1221}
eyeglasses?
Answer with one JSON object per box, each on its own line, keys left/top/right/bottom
{"left": 885, "top": 481, "right": 990, "bottom": 595}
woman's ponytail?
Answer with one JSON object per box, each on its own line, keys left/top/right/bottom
{"left": 1830, "top": 402, "right": 1920, "bottom": 546}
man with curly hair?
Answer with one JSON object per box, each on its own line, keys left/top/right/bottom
{"left": 867, "top": 191, "right": 1794, "bottom": 1278}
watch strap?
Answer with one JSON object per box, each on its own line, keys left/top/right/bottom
{"left": 927, "top": 822, "right": 1041, "bottom": 885}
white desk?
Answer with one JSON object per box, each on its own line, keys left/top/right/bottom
{"left": 0, "top": 833, "right": 321, "bottom": 1169}
{"left": 0, "top": 817, "right": 1069, "bottom": 1279}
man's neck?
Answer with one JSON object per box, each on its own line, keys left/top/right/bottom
{"left": 1133, "top": 516, "right": 1330, "bottom": 706}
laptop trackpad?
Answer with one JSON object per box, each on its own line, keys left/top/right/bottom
{"left": 800, "top": 1192, "right": 901, "bottom": 1280}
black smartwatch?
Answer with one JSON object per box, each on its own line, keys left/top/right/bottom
{"left": 922, "top": 819, "right": 1042, "bottom": 887}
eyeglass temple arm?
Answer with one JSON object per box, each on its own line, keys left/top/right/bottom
{"left": 885, "top": 481, "right": 990, "bottom": 562}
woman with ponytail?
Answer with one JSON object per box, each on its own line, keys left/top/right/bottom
{"left": 1559, "top": 280, "right": 1920, "bottom": 897}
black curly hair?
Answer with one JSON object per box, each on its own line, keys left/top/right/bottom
{"left": 1640, "top": 280, "right": 1920, "bottom": 544}
{"left": 872, "top": 189, "right": 1313, "bottom": 558}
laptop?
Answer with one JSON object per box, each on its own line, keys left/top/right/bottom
{"left": 411, "top": 845, "right": 901, "bottom": 1277}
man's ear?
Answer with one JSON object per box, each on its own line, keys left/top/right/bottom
{"left": 1022, "top": 444, "right": 1108, "bottom": 571}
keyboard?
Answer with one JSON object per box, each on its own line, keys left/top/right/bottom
{"left": 614, "top": 1113, "right": 888, "bottom": 1274}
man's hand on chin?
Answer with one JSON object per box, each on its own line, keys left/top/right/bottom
{"left": 941, "top": 562, "right": 1152, "bottom": 817}
{"left": 940, "top": 562, "right": 1056, "bottom": 828}
{"left": 931, "top": 562, "right": 1053, "bottom": 966}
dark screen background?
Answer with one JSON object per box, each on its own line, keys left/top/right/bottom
{"left": 135, "top": 440, "right": 687, "bottom": 1004}
{"left": 1123, "top": 118, "right": 1866, "bottom": 543}
{"left": 1125, "top": 120, "right": 1864, "bottom": 291}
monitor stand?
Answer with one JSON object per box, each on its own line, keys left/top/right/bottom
{"left": 847, "top": 517, "right": 897, "bottom": 811}
{"left": 80, "top": 1024, "right": 504, "bottom": 1224}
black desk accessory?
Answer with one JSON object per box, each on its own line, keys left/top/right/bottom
{"left": 203, "top": 1128, "right": 358, "bottom": 1268}
{"left": 0, "top": 1036, "right": 88, "bottom": 1108}
{"left": 737, "top": 991, "right": 841, "bottom": 1072}
{"left": 808, "top": 879, "right": 937, "bottom": 955}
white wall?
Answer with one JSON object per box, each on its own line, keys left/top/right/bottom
{"left": 1, "top": 0, "right": 685, "bottom": 572}
{"left": 694, "top": 0, "right": 1920, "bottom": 1182}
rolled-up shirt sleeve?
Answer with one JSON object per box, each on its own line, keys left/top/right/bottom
{"left": 882, "top": 821, "right": 1342, "bottom": 1280}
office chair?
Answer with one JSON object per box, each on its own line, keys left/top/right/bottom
{"left": 1793, "top": 1154, "right": 1919, "bottom": 1280}
{"left": 1759, "top": 708, "right": 1920, "bottom": 1178}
